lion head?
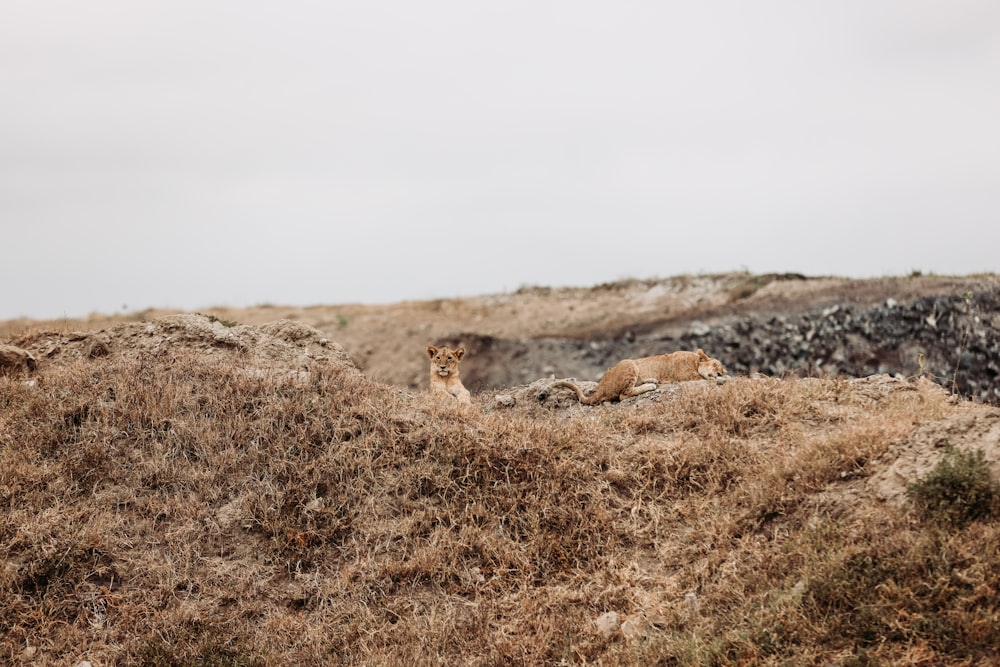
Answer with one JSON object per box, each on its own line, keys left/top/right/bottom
{"left": 696, "top": 349, "right": 728, "bottom": 380}
{"left": 426, "top": 345, "right": 466, "bottom": 377}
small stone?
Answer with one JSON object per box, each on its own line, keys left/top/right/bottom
{"left": 685, "top": 592, "right": 698, "bottom": 618}
{"left": 620, "top": 616, "right": 648, "bottom": 642}
{"left": 304, "top": 498, "right": 323, "bottom": 511}
{"left": 594, "top": 610, "right": 620, "bottom": 638}
{"left": 494, "top": 394, "right": 516, "bottom": 408}
{"left": 0, "top": 344, "right": 36, "bottom": 375}
{"left": 790, "top": 579, "right": 806, "bottom": 603}
{"left": 689, "top": 321, "right": 711, "bottom": 336}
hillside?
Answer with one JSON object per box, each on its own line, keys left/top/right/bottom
{"left": 2, "top": 274, "right": 1000, "bottom": 665}
{"left": 4, "top": 272, "right": 997, "bottom": 402}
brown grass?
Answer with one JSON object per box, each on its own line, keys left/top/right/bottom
{"left": 2, "top": 351, "right": 998, "bottom": 665}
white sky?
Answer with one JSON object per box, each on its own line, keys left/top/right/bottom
{"left": 2, "top": 1, "right": 999, "bottom": 320}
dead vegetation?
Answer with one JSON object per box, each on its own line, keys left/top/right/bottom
{"left": 2, "top": 319, "right": 999, "bottom": 665}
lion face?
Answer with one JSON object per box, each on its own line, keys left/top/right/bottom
{"left": 427, "top": 345, "right": 466, "bottom": 377}
{"left": 696, "top": 350, "right": 728, "bottom": 380}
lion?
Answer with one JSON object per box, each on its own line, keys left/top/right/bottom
{"left": 543, "top": 349, "right": 728, "bottom": 405}
{"left": 426, "top": 345, "right": 472, "bottom": 404}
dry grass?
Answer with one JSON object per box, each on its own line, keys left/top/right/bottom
{"left": 2, "top": 351, "right": 998, "bottom": 666}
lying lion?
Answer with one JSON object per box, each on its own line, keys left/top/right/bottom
{"left": 427, "top": 345, "right": 472, "bottom": 404}
{"left": 544, "top": 349, "right": 728, "bottom": 405}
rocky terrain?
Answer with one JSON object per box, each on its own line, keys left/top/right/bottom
{"left": 465, "top": 281, "right": 999, "bottom": 403}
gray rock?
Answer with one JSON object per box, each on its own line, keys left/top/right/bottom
{"left": 688, "top": 320, "right": 711, "bottom": 336}
{"left": 0, "top": 344, "right": 36, "bottom": 374}
{"left": 594, "top": 611, "right": 620, "bottom": 638}
{"left": 494, "top": 394, "right": 516, "bottom": 408}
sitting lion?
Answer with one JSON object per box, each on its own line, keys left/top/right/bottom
{"left": 426, "top": 345, "right": 472, "bottom": 404}
{"left": 544, "top": 349, "right": 728, "bottom": 405}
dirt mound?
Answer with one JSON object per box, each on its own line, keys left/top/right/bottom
{"left": 11, "top": 314, "right": 357, "bottom": 374}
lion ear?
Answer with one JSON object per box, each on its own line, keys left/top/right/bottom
{"left": 697, "top": 349, "right": 708, "bottom": 359}
{"left": 455, "top": 347, "right": 466, "bottom": 360}
{"left": 427, "top": 345, "right": 438, "bottom": 358}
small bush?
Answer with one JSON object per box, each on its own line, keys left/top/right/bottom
{"left": 907, "top": 447, "right": 999, "bottom": 527}
{"left": 199, "top": 313, "right": 239, "bottom": 327}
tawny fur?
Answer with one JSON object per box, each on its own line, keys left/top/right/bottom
{"left": 426, "top": 345, "right": 472, "bottom": 404}
{"left": 548, "top": 349, "right": 728, "bottom": 405}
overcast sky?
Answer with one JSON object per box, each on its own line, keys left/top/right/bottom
{"left": 2, "top": 1, "right": 999, "bottom": 320}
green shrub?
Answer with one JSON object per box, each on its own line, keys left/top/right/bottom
{"left": 907, "top": 447, "right": 999, "bottom": 527}
{"left": 199, "top": 313, "right": 239, "bottom": 327}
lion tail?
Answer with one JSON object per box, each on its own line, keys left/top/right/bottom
{"left": 545, "top": 380, "right": 601, "bottom": 405}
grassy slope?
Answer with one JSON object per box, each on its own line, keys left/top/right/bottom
{"left": 2, "top": 349, "right": 999, "bottom": 665}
